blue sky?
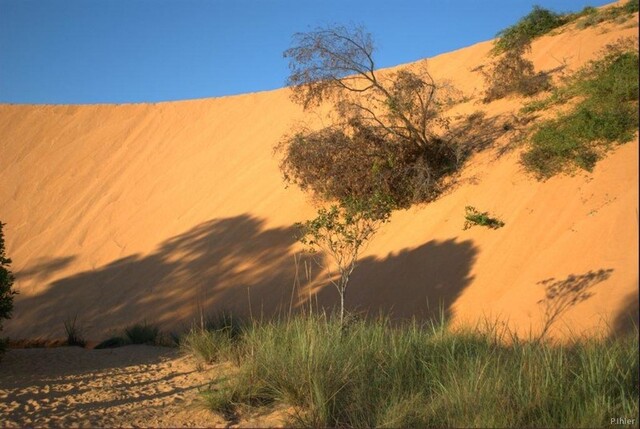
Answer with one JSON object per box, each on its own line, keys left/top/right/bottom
{"left": 0, "top": 0, "right": 611, "bottom": 104}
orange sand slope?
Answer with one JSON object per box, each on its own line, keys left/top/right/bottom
{"left": 1, "top": 15, "right": 638, "bottom": 341}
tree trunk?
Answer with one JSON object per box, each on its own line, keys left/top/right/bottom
{"left": 339, "top": 287, "right": 345, "bottom": 327}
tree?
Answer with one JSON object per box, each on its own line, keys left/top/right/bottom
{"left": 1, "top": 222, "right": 16, "bottom": 355}
{"left": 281, "top": 24, "right": 457, "bottom": 209}
{"left": 297, "top": 198, "right": 392, "bottom": 326}
{"left": 281, "top": 25, "right": 458, "bottom": 323}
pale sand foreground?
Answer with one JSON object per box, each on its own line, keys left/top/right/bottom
{"left": 0, "top": 346, "right": 281, "bottom": 428}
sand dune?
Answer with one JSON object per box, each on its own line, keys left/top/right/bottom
{"left": 1, "top": 14, "right": 638, "bottom": 341}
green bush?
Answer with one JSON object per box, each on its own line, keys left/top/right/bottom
{"left": 522, "top": 45, "right": 639, "bottom": 178}
{"left": 194, "top": 314, "right": 639, "bottom": 428}
{"left": 624, "top": 0, "right": 639, "bottom": 13}
{"left": 493, "top": 6, "right": 567, "bottom": 54}
{"left": 0, "top": 222, "right": 16, "bottom": 356}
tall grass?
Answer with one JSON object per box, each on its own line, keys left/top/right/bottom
{"left": 64, "top": 314, "right": 86, "bottom": 347}
{"left": 191, "top": 313, "right": 638, "bottom": 428}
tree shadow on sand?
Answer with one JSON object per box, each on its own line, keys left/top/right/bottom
{"left": 311, "top": 238, "right": 478, "bottom": 322}
{"left": 535, "top": 268, "right": 613, "bottom": 341}
{"left": 611, "top": 286, "right": 639, "bottom": 337}
{"left": 14, "top": 215, "right": 479, "bottom": 338}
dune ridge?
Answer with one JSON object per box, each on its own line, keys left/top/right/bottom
{"left": 1, "top": 16, "right": 638, "bottom": 341}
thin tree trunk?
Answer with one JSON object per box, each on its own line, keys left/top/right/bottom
{"left": 339, "top": 287, "right": 345, "bottom": 327}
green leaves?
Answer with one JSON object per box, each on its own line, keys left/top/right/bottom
{"left": 493, "top": 6, "right": 566, "bottom": 55}
{"left": 463, "top": 206, "right": 505, "bottom": 231}
{"left": 297, "top": 198, "right": 392, "bottom": 255}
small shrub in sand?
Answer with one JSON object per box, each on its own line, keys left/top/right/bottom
{"left": 463, "top": 206, "right": 505, "bottom": 230}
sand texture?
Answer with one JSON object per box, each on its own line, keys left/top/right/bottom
{"left": 0, "top": 345, "right": 286, "bottom": 428}
{"left": 1, "top": 12, "right": 638, "bottom": 343}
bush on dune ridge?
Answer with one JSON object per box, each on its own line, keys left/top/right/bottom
{"left": 493, "top": 1, "right": 639, "bottom": 54}
{"left": 493, "top": 5, "right": 567, "bottom": 54}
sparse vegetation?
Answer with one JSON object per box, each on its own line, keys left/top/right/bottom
{"left": 64, "top": 314, "right": 86, "bottom": 347}
{"left": 522, "top": 41, "right": 639, "bottom": 178}
{"left": 0, "top": 222, "right": 16, "bottom": 357}
{"left": 481, "top": 38, "right": 552, "bottom": 102}
{"left": 125, "top": 322, "right": 160, "bottom": 345}
{"left": 463, "top": 206, "right": 505, "bottom": 230}
{"left": 573, "top": 1, "right": 638, "bottom": 29}
{"left": 93, "top": 322, "right": 164, "bottom": 348}
{"left": 195, "top": 314, "right": 639, "bottom": 428}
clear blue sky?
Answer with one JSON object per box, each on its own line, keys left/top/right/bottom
{"left": 0, "top": 0, "right": 611, "bottom": 104}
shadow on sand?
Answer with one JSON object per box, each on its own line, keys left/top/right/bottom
{"left": 14, "top": 215, "right": 479, "bottom": 338}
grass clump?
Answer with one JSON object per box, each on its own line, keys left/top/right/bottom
{"left": 181, "top": 329, "right": 237, "bottom": 364}
{"left": 64, "top": 315, "right": 86, "bottom": 347}
{"left": 125, "top": 322, "right": 160, "bottom": 344}
{"left": 522, "top": 42, "right": 639, "bottom": 178}
{"left": 181, "top": 312, "right": 246, "bottom": 363}
{"left": 194, "top": 314, "right": 639, "bottom": 428}
{"left": 463, "top": 206, "right": 505, "bottom": 230}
